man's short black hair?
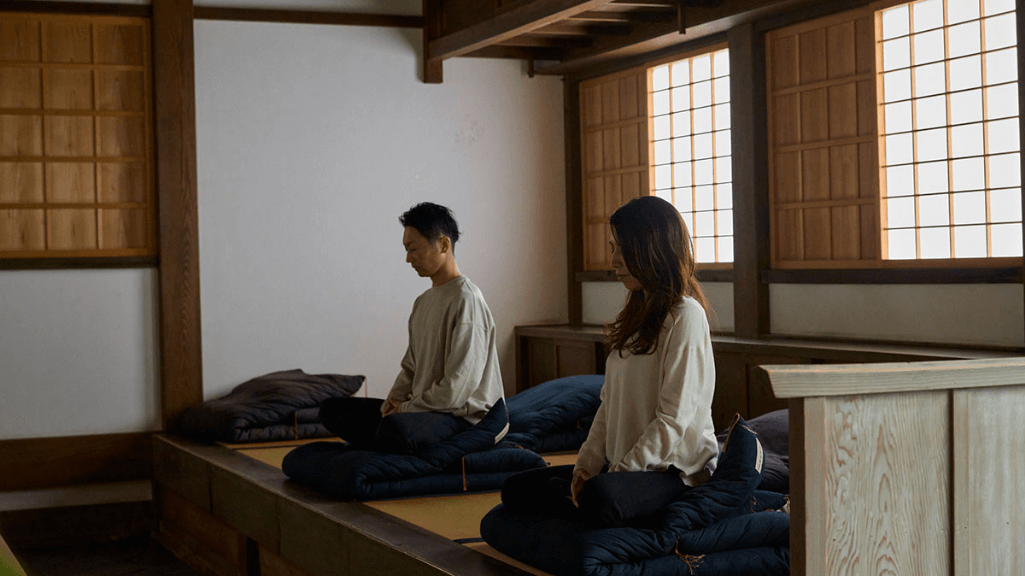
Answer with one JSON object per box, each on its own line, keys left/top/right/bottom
{"left": 399, "top": 202, "right": 460, "bottom": 247}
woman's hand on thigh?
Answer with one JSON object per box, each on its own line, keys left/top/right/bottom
{"left": 570, "top": 468, "right": 590, "bottom": 507}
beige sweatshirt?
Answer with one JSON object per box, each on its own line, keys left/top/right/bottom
{"left": 574, "top": 297, "right": 719, "bottom": 486}
{"left": 386, "top": 276, "right": 504, "bottom": 424}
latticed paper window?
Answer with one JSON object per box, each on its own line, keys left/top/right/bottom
{"left": 877, "top": 0, "right": 1022, "bottom": 259}
{"left": 650, "top": 45, "right": 734, "bottom": 264}
{"left": 0, "top": 13, "right": 155, "bottom": 259}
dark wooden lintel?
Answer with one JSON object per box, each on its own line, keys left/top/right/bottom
{"left": 193, "top": 7, "right": 422, "bottom": 28}
{"left": 534, "top": 0, "right": 819, "bottom": 76}
{"left": 430, "top": 0, "right": 616, "bottom": 61}
{"left": 464, "top": 45, "right": 566, "bottom": 60}
{"left": 0, "top": 256, "right": 157, "bottom": 270}
{"left": 0, "top": 1, "right": 150, "bottom": 16}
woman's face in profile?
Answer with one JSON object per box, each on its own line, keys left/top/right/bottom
{"left": 609, "top": 236, "right": 643, "bottom": 292}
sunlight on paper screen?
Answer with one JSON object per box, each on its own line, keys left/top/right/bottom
{"left": 878, "top": 0, "right": 1022, "bottom": 259}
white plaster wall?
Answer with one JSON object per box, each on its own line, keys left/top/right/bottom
{"left": 0, "top": 270, "right": 160, "bottom": 439}
{"left": 195, "top": 21, "right": 566, "bottom": 399}
{"left": 581, "top": 281, "right": 735, "bottom": 333}
{"left": 770, "top": 284, "right": 1024, "bottom": 347}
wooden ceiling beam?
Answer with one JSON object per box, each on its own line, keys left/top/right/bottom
{"left": 428, "top": 0, "right": 616, "bottom": 61}
{"left": 463, "top": 45, "right": 566, "bottom": 61}
{"left": 496, "top": 35, "right": 592, "bottom": 47}
{"left": 534, "top": 0, "right": 818, "bottom": 76}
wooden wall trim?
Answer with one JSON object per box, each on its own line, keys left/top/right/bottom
{"left": 728, "top": 23, "right": 770, "bottom": 338}
{"left": 193, "top": 7, "right": 422, "bottom": 28}
{"left": 0, "top": 257, "right": 158, "bottom": 271}
{"left": 0, "top": 1, "right": 150, "bottom": 16}
{"left": 763, "top": 267, "right": 1024, "bottom": 284}
{"left": 565, "top": 76, "right": 583, "bottom": 323}
{"left": 0, "top": 432, "right": 153, "bottom": 492}
{"left": 153, "top": 0, "right": 204, "bottom": 430}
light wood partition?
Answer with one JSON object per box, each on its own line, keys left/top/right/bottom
{"left": 0, "top": 12, "right": 155, "bottom": 258}
{"left": 763, "top": 357, "right": 1025, "bottom": 576}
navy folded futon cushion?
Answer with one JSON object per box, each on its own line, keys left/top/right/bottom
{"left": 480, "top": 415, "right": 790, "bottom": 576}
{"left": 504, "top": 374, "right": 604, "bottom": 453}
{"left": 282, "top": 399, "right": 548, "bottom": 500}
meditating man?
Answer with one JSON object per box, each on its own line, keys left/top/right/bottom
{"left": 320, "top": 202, "right": 506, "bottom": 453}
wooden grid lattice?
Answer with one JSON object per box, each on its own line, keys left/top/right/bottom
{"left": 0, "top": 13, "right": 155, "bottom": 258}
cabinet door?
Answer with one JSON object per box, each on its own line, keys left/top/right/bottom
{"left": 526, "top": 337, "right": 599, "bottom": 390}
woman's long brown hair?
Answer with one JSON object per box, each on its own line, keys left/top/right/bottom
{"left": 606, "top": 196, "right": 709, "bottom": 355}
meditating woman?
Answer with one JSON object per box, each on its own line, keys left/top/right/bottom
{"left": 503, "top": 195, "right": 719, "bottom": 525}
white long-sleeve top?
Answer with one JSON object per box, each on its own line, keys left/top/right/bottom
{"left": 386, "top": 275, "right": 504, "bottom": 424}
{"left": 574, "top": 296, "right": 719, "bottom": 487}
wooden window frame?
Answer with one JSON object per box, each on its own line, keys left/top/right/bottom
{"left": 578, "top": 43, "right": 736, "bottom": 276}
{"left": 0, "top": 11, "right": 157, "bottom": 266}
{"left": 764, "top": 2, "right": 1023, "bottom": 274}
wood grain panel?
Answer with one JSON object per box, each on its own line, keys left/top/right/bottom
{"left": 798, "top": 28, "right": 827, "bottom": 84}
{"left": 0, "top": 67, "right": 41, "bottom": 108}
{"left": 769, "top": 34, "right": 798, "bottom": 91}
{"left": 97, "top": 161, "right": 145, "bottom": 202}
{"left": 603, "top": 174, "right": 621, "bottom": 218}
{"left": 96, "top": 70, "right": 145, "bottom": 111}
{"left": 0, "top": 114, "right": 42, "bottom": 156}
{"left": 582, "top": 84, "right": 601, "bottom": 128}
{"left": 600, "top": 79, "right": 619, "bottom": 124}
{"left": 620, "top": 122, "right": 640, "bottom": 167}
{"left": 856, "top": 79, "right": 875, "bottom": 136}
{"left": 0, "top": 432, "right": 152, "bottom": 491}
{"left": 0, "top": 209, "right": 45, "bottom": 251}
{"left": 818, "top": 392, "right": 950, "bottom": 576}
{"left": 831, "top": 205, "right": 861, "bottom": 260}
{"left": 827, "top": 83, "right": 857, "bottom": 139}
{"left": 602, "top": 128, "right": 621, "bottom": 171}
{"left": 97, "top": 115, "right": 145, "bottom": 156}
{"left": 772, "top": 93, "right": 800, "bottom": 146}
{"left": 802, "top": 207, "right": 831, "bottom": 260}
{"left": 776, "top": 208, "right": 804, "bottom": 260}
{"left": 774, "top": 151, "right": 801, "bottom": 203}
{"left": 854, "top": 14, "right": 874, "bottom": 74}
{"left": 0, "top": 162, "right": 43, "bottom": 203}
{"left": 42, "top": 68, "right": 93, "bottom": 110}
{"left": 860, "top": 203, "right": 880, "bottom": 258}
{"left": 954, "top": 386, "right": 1025, "bottom": 576}
{"left": 94, "top": 23, "right": 145, "bottom": 65}
{"left": 46, "top": 162, "right": 95, "bottom": 202}
{"left": 799, "top": 88, "right": 828, "bottom": 142}
{"left": 825, "top": 20, "right": 856, "bottom": 79}
{"left": 0, "top": 19, "right": 41, "bottom": 62}
{"left": 47, "top": 208, "right": 96, "bottom": 249}
{"left": 829, "top": 144, "right": 858, "bottom": 200}
{"left": 42, "top": 21, "right": 92, "bottom": 63}
{"left": 44, "top": 115, "right": 94, "bottom": 156}
{"left": 99, "top": 208, "right": 146, "bottom": 249}
{"left": 801, "top": 148, "right": 829, "bottom": 201}
{"left": 619, "top": 73, "right": 640, "bottom": 120}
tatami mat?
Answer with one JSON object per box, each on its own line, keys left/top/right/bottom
{"left": 230, "top": 439, "right": 572, "bottom": 576}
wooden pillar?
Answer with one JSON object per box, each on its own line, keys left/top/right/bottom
{"left": 422, "top": 0, "right": 443, "bottom": 83}
{"left": 1018, "top": 4, "right": 1025, "bottom": 346}
{"left": 152, "top": 0, "right": 203, "bottom": 430}
{"left": 565, "top": 76, "right": 583, "bottom": 323}
{"left": 728, "top": 23, "right": 770, "bottom": 338}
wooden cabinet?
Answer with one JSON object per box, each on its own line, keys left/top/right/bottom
{"left": 515, "top": 324, "right": 606, "bottom": 393}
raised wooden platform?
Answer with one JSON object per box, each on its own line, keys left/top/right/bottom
{"left": 153, "top": 435, "right": 544, "bottom": 576}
